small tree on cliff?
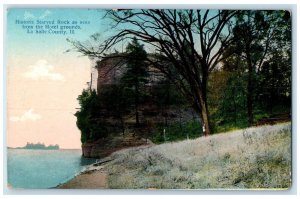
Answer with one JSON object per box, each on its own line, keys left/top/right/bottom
{"left": 121, "top": 37, "right": 149, "bottom": 126}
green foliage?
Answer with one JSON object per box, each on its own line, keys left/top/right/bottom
{"left": 219, "top": 73, "right": 247, "bottom": 122}
{"left": 121, "top": 37, "right": 149, "bottom": 126}
{"left": 151, "top": 120, "right": 203, "bottom": 144}
{"left": 75, "top": 89, "right": 108, "bottom": 143}
{"left": 212, "top": 118, "right": 248, "bottom": 134}
{"left": 256, "top": 53, "right": 291, "bottom": 112}
{"left": 99, "top": 84, "right": 133, "bottom": 117}
{"left": 210, "top": 10, "right": 291, "bottom": 129}
{"left": 208, "top": 70, "right": 248, "bottom": 133}
{"left": 121, "top": 37, "right": 149, "bottom": 88}
{"left": 150, "top": 80, "right": 188, "bottom": 108}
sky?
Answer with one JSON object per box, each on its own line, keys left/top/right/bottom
{"left": 6, "top": 8, "right": 110, "bottom": 149}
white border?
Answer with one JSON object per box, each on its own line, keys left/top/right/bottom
{"left": 1, "top": 0, "right": 299, "bottom": 198}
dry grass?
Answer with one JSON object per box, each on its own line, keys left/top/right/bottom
{"left": 105, "top": 123, "right": 291, "bottom": 189}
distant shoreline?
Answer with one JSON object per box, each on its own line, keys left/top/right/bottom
{"left": 9, "top": 148, "right": 59, "bottom": 150}
{"left": 9, "top": 143, "right": 61, "bottom": 150}
{"left": 7, "top": 147, "right": 81, "bottom": 150}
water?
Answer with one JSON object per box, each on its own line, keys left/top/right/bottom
{"left": 7, "top": 149, "right": 97, "bottom": 189}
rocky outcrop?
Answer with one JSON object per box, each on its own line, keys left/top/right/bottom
{"left": 82, "top": 143, "right": 94, "bottom": 157}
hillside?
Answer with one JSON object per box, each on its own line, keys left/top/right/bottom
{"left": 105, "top": 123, "right": 291, "bottom": 189}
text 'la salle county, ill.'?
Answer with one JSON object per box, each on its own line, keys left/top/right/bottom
{"left": 33, "top": 29, "right": 71, "bottom": 35}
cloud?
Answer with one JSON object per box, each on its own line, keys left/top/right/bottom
{"left": 24, "top": 11, "right": 35, "bottom": 20}
{"left": 39, "top": 10, "right": 52, "bottom": 19}
{"left": 10, "top": 109, "right": 42, "bottom": 122}
{"left": 24, "top": 60, "right": 65, "bottom": 81}
{"left": 23, "top": 10, "right": 52, "bottom": 20}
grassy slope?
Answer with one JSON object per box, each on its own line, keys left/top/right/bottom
{"left": 105, "top": 123, "right": 291, "bottom": 189}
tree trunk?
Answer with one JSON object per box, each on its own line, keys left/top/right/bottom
{"left": 201, "top": 105, "right": 211, "bottom": 136}
{"left": 195, "top": 88, "right": 211, "bottom": 136}
{"left": 201, "top": 71, "right": 211, "bottom": 136}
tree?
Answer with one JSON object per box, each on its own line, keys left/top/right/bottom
{"left": 121, "top": 37, "right": 149, "bottom": 126}
{"left": 229, "top": 10, "right": 291, "bottom": 125}
{"left": 69, "top": 9, "right": 237, "bottom": 136}
{"left": 75, "top": 89, "right": 109, "bottom": 143}
{"left": 99, "top": 84, "right": 133, "bottom": 135}
{"left": 257, "top": 49, "right": 291, "bottom": 113}
{"left": 256, "top": 11, "right": 291, "bottom": 113}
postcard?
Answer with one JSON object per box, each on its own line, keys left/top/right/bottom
{"left": 6, "top": 7, "right": 292, "bottom": 190}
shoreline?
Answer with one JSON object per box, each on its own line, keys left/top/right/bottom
{"left": 56, "top": 163, "right": 108, "bottom": 189}
{"left": 56, "top": 145, "right": 150, "bottom": 189}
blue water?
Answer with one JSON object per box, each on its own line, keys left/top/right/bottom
{"left": 7, "top": 149, "right": 97, "bottom": 189}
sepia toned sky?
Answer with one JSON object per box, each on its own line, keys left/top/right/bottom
{"left": 6, "top": 8, "right": 109, "bottom": 149}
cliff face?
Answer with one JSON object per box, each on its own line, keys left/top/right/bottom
{"left": 96, "top": 57, "right": 126, "bottom": 94}
{"left": 82, "top": 143, "right": 93, "bottom": 157}
{"left": 81, "top": 134, "right": 151, "bottom": 158}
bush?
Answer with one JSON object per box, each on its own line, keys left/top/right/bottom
{"left": 75, "top": 89, "right": 108, "bottom": 143}
{"left": 151, "top": 120, "right": 203, "bottom": 144}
